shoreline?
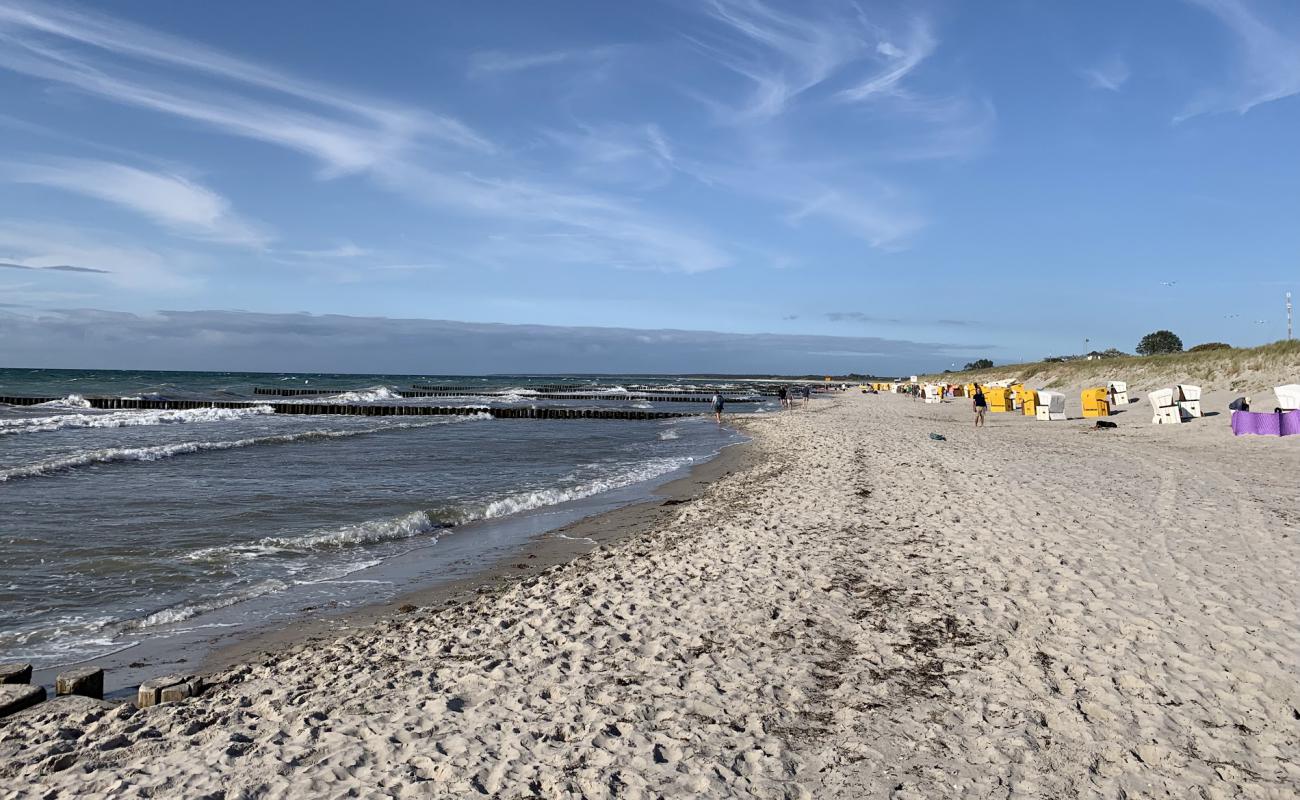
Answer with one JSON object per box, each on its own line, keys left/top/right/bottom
{"left": 197, "top": 433, "right": 758, "bottom": 677}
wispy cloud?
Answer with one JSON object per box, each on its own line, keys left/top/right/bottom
{"left": 835, "top": 17, "right": 936, "bottom": 103}
{"left": 0, "top": 0, "right": 491, "bottom": 175}
{"left": 1178, "top": 0, "right": 1300, "bottom": 119}
{"left": 0, "top": 260, "right": 109, "bottom": 273}
{"left": 1081, "top": 53, "right": 1130, "bottom": 92}
{"left": 0, "top": 221, "right": 200, "bottom": 290}
{"left": 686, "top": 0, "right": 937, "bottom": 120}
{"left": 469, "top": 46, "right": 621, "bottom": 78}
{"left": 6, "top": 158, "right": 270, "bottom": 246}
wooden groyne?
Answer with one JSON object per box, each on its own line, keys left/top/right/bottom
{"left": 0, "top": 396, "right": 700, "bottom": 420}
{"left": 398, "top": 391, "right": 759, "bottom": 403}
{"left": 252, "top": 387, "right": 351, "bottom": 396}
{"left": 252, "top": 387, "right": 761, "bottom": 403}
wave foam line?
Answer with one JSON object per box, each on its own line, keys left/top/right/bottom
{"left": 0, "top": 414, "right": 490, "bottom": 483}
{"left": 0, "top": 406, "right": 276, "bottom": 435}
{"left": 475, "top": 456, "right": 693, "bottom": 521}
{"left": 186, "top": 456, "right": 691, "bottom": 564}
{"left": 187, "top": 511, "right": 447, "bottom": 561}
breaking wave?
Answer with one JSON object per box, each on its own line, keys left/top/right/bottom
{"left": 0, "top": 406, "right": 276, "bottom": 436}
{"left": 0, "top": 414, "right": 491, "bottom": 483}
{"left": 30, "top": 394, "right": 92, "bottom": 409}
{"left": 320, "top": 386, "right": 403, "bottom": 403}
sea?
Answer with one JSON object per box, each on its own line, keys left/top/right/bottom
{"left": 0, "top": 369, "right": 774, "bottom": 684}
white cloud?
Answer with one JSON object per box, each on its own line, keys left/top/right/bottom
{"left": 6, "top": 158, "right": 270, "bottom": 246}
{"left": 835, "top": 18, "right": 936, "bottom": 103}
{"left": 469, "top": 47, "right": 621, "bottom": 77}
{"left": 0, "top": 221, "right": 202, "bottom": 291}
{"left": 1178, "top": 0, "right": 1300, "bottom": 119}
{"left": 1081, "top": 54, "right": 1130, "bottom": 92}
{"left": 686, "top": 0, "right": 937, "bottom": 119}
{"left": 0, "top": 0, "right": 491, "bottom": 175}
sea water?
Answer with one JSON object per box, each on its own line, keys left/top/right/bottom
{"left": 0, "top": 369, "right": 764, "bottom": 670}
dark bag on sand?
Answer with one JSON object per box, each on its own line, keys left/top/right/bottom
{"left": 1094, "top": 420, "right": 1117, "bottom": 429}
{"left": 1228, "top": 397, "right": 1249, "bottom": 412}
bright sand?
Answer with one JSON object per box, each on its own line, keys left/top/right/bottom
{"left": 3, "top": 392, "right": 1298, "bottom": 798}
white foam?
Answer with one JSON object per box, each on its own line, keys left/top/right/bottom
{"left": 186, "top": 511, "right": 449, "bottom": 561}
{"left": 0, "top": 405, "right": 276, "bottom": 436}
{"left": 129, "top": 579, "right": 288, "bottom": 629}
{"left": 476, "top": 456, "right": 693, "bottom": 520}
{"left": 0, "top": 414, "right": 490, "bottom": 483}
{"left": 658, "top": 429, "right": 680, "bottom": 440}
{"left": 31, "top": 394, "right": 91, "bottom": 409}
{"left": 319, "top": 386, "right": 402, "bottom": 403}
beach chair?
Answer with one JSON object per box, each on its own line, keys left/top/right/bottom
{"left": 1010, "top": 383, "right": 1026, "bottom": 410}
{"left": 1274, "top": 384, "right": 1300, "bottom": 411}
{"left": 1081, "top": 387, "right": 1111, "bottom": 418}
{"left": 1035, "top": 391, "right": 1065, "bottom": 420}
{"left": 1173, "top": 384, "right": 1202, "bottom": 418}
{"left": 923, "top": 384, "right": 942, "bottom": 404}
{"left": 1021, "top": 388, "right": 1038, "bottom": 417}
{"left": 1149, "top": 388, "right": 1181, "bottom": 424}
{"left": 1107, "top": 381, "right": 1129, "bottom": 406}
{"left": 985, "top": 387, "right": 1014, "bottom": 412}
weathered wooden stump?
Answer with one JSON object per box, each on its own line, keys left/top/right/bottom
{"left": 137, "top": 674, "right": 204, "bottom": 707}
{"left": 0, "top": 663, "right": 33, "bottom": 684}
{"left": 0, "top": 684, "right": 46, "bottom": 717}
{"left": 55, "top": 666, "right": 104, "bottom": 699}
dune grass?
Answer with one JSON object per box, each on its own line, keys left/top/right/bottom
{"left": 922, "top": 339, "right": 1300, "bottom": 393}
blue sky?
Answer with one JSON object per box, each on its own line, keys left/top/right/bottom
{"left": 0, "top": 0, "right": 1297, "bottom": 373}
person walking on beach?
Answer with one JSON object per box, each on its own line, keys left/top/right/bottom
{"left": 972, "top": 383, "right": 987, "bottom": 428}
{"left": 711, "top": 392, "right": 724, "bottom": 423}
{"left": 778, "top": 385, "right": 789, "bottom": 410}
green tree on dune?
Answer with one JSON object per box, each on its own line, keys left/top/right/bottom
{"left": 1136, "top": 330, "right": 1183, "bottom": 355}
{"left": 963, "top": 358, "right": 994, "bottom": 370}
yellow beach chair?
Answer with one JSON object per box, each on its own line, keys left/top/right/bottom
{"left": 1081, "top": 387, "right": 1111, "bottom": 418}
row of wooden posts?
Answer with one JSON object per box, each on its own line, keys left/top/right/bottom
{"left": 251, "top": 386, "right": 767, "bottom": 402}
{"left": 0, "top": 396, "right": 702, "bottom": 420}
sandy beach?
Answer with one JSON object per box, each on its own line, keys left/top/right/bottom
{"left": 3, "top": 392, "right": 1298, "bottom": 798}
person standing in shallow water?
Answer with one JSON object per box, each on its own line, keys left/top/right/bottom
{"left": 777, "top": 385, "right": 789, "bottom": 409}
{"left": 972, "top": 383, "right": 987, "bottom": 428}
{"left": 711, "top": 392, "right": 724, "bottom": 423}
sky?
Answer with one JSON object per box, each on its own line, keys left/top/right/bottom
{"left": 0, "top": 0, "right": 1297, "bottom": 374}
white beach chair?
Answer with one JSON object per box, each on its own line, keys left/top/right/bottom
{"left": 923, "top": 384, "right": 942, "bottom": 404}
{"left": 1173, "top": 384, "right": 1202, "bottom": 418}
{"left": 1035, "top": 391, "right": 1066, "bottom": 421}
{"left": 1275, "top": 384, "right": 1300, "bottom": 411}
{"left": 1107, "top": 381, "right": 1129, "bottom": 406}
{"left": 1149, "top": 388, "right": 1181, "bottom": 424}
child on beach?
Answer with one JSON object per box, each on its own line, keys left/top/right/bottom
{"left": 972, "top": 384, "right": 987, "bottom": 428}
{"left": 711, "top": 392, "right": 724, "bottom": 423}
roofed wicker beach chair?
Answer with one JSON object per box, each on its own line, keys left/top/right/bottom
{"left": 1275, "top": 384, "right": 1300, "bottom": 411}
{"left": 1173, "top": 384, "right": 1202, "bottom": 418}
{"left": 1035, "top": 391, "right": 1066, "bottom": 421}
{"left": 1150, "top": 388, "right": 1181, "bottom": 424}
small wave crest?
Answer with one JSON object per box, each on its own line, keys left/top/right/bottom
{"left": 473, "top": 456, "right": 693, "bottom": 521}
{"left": 320, "top": 386, "right": 402, "bottom": 403}
{"left": 31, "top": 394, "right": 92, "bottom": 409}
{"left": 0, "top": 414, "right": 490, "bottom": 483}
{"left": 187, "top": 510, "right": 448, "bottom": 562}
{"left": 0, "top": 405, "right": 275, "bottom": 436}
